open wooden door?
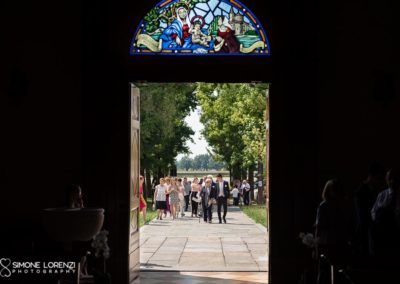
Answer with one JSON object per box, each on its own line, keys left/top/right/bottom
{"left": 129, "top": 83, "right": 140, "bottom": 283}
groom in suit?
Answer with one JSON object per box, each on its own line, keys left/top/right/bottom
{"left": 216, "top": 173, "right": 230, "bottom": 223}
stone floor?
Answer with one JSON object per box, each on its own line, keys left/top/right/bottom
{"left": 140, "top": 206, "right": 268, "bottom": 272}
{"left": 135, "top": 271, "right": 268, "bottom": 284}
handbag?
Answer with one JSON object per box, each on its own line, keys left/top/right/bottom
{"left": 192, "top": 192, "right": 201, "bottom": 203}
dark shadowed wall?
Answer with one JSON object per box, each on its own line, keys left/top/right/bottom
{"left": 1, "top": 0, "right": 399, "bottom": 283}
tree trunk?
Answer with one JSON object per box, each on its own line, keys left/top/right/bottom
{"left": 248, "top": 164, "right": 255, "bottom": 203}
{"left": 241, "top": 166, "right": 247, "bottom": 181}
{"left": 145, "top": 169, "right": 151, "bottom": 200}
{"left": 232, "top": 164, "right": 241, "bottom": 181}
{"left": 170, "top": 165, "right": 177, "bottom": 176}
{"left": 157, "top": 166, "right": 162, "bottom": 179}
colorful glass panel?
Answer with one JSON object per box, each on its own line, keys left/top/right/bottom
{"left": 130, "top": 0, "right": 270, "bottom": 56}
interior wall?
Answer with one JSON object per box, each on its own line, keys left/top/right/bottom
{"left": 1, "top": 0, "right": 399, "bottom": 284}
{"left": 0, "top": 0, "right": 83, "bottom": 253}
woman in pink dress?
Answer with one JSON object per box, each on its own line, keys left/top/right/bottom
{"left": 139, "top": 175, "right": 147, "bottom": 223}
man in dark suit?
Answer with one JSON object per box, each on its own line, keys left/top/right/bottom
{"left": 200, "top": 178, "right": 217, "bottom": 223}
{"left": 216, "top": 173, "right": 230, "bottom": 223}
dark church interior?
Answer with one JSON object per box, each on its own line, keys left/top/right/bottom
{"left": 1, "top": 0, "right": 399, "bottom": 283}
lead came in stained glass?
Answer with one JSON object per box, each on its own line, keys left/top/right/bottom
{"left": 131, "top": 0, "right": 270, "bottom": 55}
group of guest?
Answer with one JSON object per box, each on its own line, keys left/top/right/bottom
{"left": 152, "top": 176, "right": 186, "bottom": 220}
{"left": 232, "top": 179, "right": 252, "bottom": 205}
{"left": 140, "top": 173, "right": 257, "bottom": 224}
{"left": 152, "top": 174, "right": 231, "bottom": 224}
{"left": 314, "top": 163, "right": 400, "bottom": 283}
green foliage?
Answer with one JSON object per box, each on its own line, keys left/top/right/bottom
{"left": 138, "top": 83, "right": 197, "bottom": 178}
{"left": 241, "top": 205, "right": 267, "bottom": 228}
{"left": 178, "top": 155, "right": 193, "bottom": 171}
{"left": 193, "top": 154, "right": 210, "bottom": 170}
{"left": 144, "top": 7, "right": 161, "bottom": 33}
{"left": 139, "top": 198, "right": 159, "bottom": 227}
{"left": 177, "top": 153, "right": 226, "bottom": 171}
{"left": 139, "top": 81, "right": 268, "bottom": 195}
{"left": 196, "top": 83, "right": 269, "bottom": 177}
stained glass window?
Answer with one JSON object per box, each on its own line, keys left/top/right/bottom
{"left": 130, "top": 0, "right": 270, "bottom": 56}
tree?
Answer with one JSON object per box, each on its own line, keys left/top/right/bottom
{"left": 193, "top": 154, "right": 210, "bottom": 170}
{"left": 177, "top": 153, "right": 226, "bottom": 170}
{"left": 177, "top": 155, "right": 193, "bottom": 171}
{"left": 208, "top": 155, "right": 226, "bottom": 170}
{"left": 138, "top": 83, "right": 197, "bottom": 196}
{"left": 196, "top": 83, "right": 268, "bottom": 187}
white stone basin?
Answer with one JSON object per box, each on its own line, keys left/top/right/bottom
{"left": 42, "top": 207, "right": 104, "bottom": 242}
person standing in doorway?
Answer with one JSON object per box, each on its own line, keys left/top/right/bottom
{"left": 216, "top": 173, "right": 230, "bottom": 223}
{"left": 183, "top": 177, "right": 191, "bottom": 211}
{"left": 241, "top": 180, "right": 251, "bottom": 205}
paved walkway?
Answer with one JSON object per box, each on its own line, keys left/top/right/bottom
{"left": 135, "top": 272, "right": 268, "bottom": 284}
{"left": 140, "top": 206, "right": 268, "bottom": 272}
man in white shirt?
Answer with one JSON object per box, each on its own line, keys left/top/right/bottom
{"left": 241, "top": 180, "right": 251, "bottom": 205}
{"left": 231, "top": 186, "right": 239, "bottom": 206}
{"left": 216, "top": 173, "right": 230, "bottom": 223}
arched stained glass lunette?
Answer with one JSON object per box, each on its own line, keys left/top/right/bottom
{"left": 130, "top": 0, "right": 271, "bottom": 56}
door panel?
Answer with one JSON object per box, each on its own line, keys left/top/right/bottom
{"left": 129, "top": 83, "right": 140, "bottom": 283}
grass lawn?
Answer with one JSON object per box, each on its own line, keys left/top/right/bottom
{"left": 139, "top": 198, "right": 158, "bottom": 227}
{"left": 240, "top": 204, "right": 268, "bottom": 228}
